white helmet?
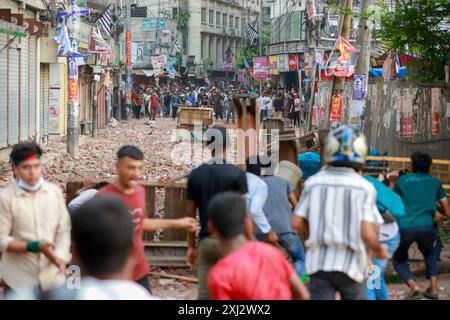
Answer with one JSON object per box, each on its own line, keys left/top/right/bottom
{"left": 324, "top": 125, "right": 368, "bottom": 167}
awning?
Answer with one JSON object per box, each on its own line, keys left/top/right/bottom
{"left": 133, "top": 69, "right": 154, "bottom": 77}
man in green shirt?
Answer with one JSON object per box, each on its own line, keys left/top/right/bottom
{"left": 393, "top": 152, "right": 450, "bottom": 299}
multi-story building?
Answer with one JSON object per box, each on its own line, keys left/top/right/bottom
{"left": 187, "top": 0, "right": 260, "bottom": 80}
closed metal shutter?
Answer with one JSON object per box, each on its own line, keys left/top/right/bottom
{"left": 20, "top": 35, "right": 29, "bottom": 140}
{"left": 40, "top": 63, "right": 50, "bottom": 140}
{"left": 29, "top": 36, "right": 37, "bottom": 137}
{"left": 0, "top": 33, "right": 7, "bottom": 148}
{"left": 79, "top": 74, "right": 92, "bottom": 123}
{"left": 8, "top": 37, "right": 20, "bottom": 145}
{"left": 60, "top": 62, "right": 67, "bottom": 136}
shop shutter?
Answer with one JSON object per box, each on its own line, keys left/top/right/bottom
{"left": 8, "top": 37, "right": 20, "bottom": 145}
{"left": 29, "top": 36, "right": 37, "bottom": 137}
{"left": 0, "top": 33, "right": 8, "bottom": 148}
{"left": 60, "top": 62, "right": 67, "bottom": 136}
{"left": 20, "top": 35, "right": 29, "bottom": 140}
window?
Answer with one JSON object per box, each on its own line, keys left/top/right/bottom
{"left": 209, "top": 9, "right": 214, "bottom": 25}
{"left": 223, "top": 14, "right": 227, "bottom": 28}
{"left": 216, "top": 12, "right": 221, "bottom": 27}
{"left": 229, "top": 15, "right": 233, "bottom": 29}
{"left": 172, "top": 7, "right": 178, "bottom": 19}
{"left": 201, "top": 8, "right": 207, "bottom": 24}
{"left": 235, "top": 17, "right": 239, "bottom": 32}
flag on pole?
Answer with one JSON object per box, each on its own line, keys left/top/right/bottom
{"left": 173, "top": 38, "right": 181, "bottom": 53}
{"left": 243, "top": 58, "right": 251, "bottom": 69}
{"left": 97, "top": 4, "right": 113, "bottom": 36}
{"left": 54, "top": 19, "right": 71, "bottom": 56}
{"left": 247, "top": 23, "right": 259, "bottom": 46}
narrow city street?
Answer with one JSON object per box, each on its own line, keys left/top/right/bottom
{"left": 1, "top": 0, "right": 450, "bottom": 307}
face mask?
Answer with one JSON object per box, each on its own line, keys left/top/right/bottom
{"left": 18, "top": 177, "right": 45, "bottom": 192}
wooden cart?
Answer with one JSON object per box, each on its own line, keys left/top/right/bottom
{"left": 177, "top": 107, "right": 214, "bottom": 130}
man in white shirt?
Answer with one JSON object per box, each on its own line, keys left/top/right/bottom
{"left": 9, "top": 196, "right": 159, "bottom": 300}
{"left": 292, "top": 126, "right": 387, "bottom": 300}
{"left": 67, "top": 181, "right": 109, "bottom": 215}
{"left": 245, "top": 156, "right": 277, "bottom": 244}
{"left": 258, "top": 92, "right": 271, "bottom": 122}
{"left": 0, "top": 143, "right": 71, "bottom": 294}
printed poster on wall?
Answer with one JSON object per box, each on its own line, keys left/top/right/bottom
{"left": 431, "top": 88, "right": 441, "bottom": 135}
{"left": 402, "top": 117, "right": 413, "bottom": 138}
{"left": 151, "top": 55, "right": 168, "bottom": 76}
{"left": 329, "top": 94, "right": 343, "bottom": 122}
{"left": 269, "top": 55, "right": 279, "bottom": 75}
{"left": 49, "top": 88, "right": 60, "bottom": 134}
{"left": 352, "top": 74, "right": 366, "bottom": 100}
{"left": 253, "top": 57, "right": 269, "bottom": 79}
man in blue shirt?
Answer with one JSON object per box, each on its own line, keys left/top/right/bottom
{"left": 393, "top": 152, "right": 450, "bottom": 299}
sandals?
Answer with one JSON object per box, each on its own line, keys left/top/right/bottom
{"left": 404, "top": 289, "right": 422, "bottom": 300}
{"left": 423, "top": 288, "right": 439, "bottom": 300}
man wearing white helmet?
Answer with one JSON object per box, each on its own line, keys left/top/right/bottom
{"left": 292, "top": 126, "right": 388, "bottom": 300}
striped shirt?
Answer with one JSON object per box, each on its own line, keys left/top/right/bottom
{"left": 294, "top": 166, "right": 383, "bottom": 283}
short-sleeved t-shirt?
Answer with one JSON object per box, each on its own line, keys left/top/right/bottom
{"left": 394, "top": 173, "right": 446, "bottom": 229}
{"left": 208, "top": 241, "right": 295, "bottom": 300}
{"left": 97, "top": 184, "right": 149, "bottom": 281}
{"left": 187, "top": 161, "right": 248, "bottom": 240}
{"left": 263, "top": 176, "right": 296, "bottom": 234}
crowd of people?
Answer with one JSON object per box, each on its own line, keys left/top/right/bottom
{"left": 116, "top": 83, "right": 308, "bottom": 127}
{"left": 0, "top": 121, "right": 449, "bottom": 300}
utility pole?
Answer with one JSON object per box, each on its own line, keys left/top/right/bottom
{"left": 356, "top": 0, "right": 376, "bottom": 133}
{"left": 125, "top": 0, "right": 132, "bottom": 120}
{"left": 326, "top": 0, "right": 353, "bottom": 128}
{"left": 63, "top": 0, "right": 89, "bottom": 157}
{"left": 258, "top": 2, "right": 263, "bottom": 93}
{"left": 306, "top": 0, "right": 317, "bottom": 133}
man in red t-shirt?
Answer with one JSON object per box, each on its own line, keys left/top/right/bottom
{"left": 149, "top": 93, "right": 159, "bottom": 121}
{"left": 97, "top": 145, "right": 197, "bottom": 292}
{"left": 207, "top": 192, "right": 310, "bottom": 300}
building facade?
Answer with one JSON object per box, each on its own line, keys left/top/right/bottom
{"left": 187, "top": 0, "right": 260, "bottom": 79}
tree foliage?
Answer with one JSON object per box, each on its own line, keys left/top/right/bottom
{"left": 234, "top": 26, "right": 270, "bottom": 69}
{"left": 380, "top": 0, "right": 450, "bottom": 81}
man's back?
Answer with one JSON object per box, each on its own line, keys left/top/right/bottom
{"left": 394, "top": 173, "right": 446, "bottom": 229}
{"left": 263, "top": 176, "right": 295, "bottom": 234}
{"left": 295, "top": 166, "right": 383, "bottom": 282}
{"left": 187, "top": 162, "right": 247, "bottom": 239}
{"left": 208, "top": 241, "right": 294, "bottom": 300}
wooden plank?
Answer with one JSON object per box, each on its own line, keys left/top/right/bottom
{"left": 162, "top": 186, "right": 188, "bottom": 241}
{"left": 148, "top": 271, "right": 198, "bottom": 283}
{"left": 144, "top": 241, "right": 188, "bottom": 247}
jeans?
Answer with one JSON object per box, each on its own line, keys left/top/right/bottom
{"left": 172, "top": 105, "right": 179, "bottom": 120}
{"left": 367, "top": 232, "right": 401, "bottom": 300}
{"left": 393, "top": 226, "right": 438, "bottom": 282}
{"left": 132, "top": 105, "right": 141, "bottom": 119}
{"left": 164, "top": 105, "right": 170, "bottom": 117}
{"left": 309, "top": 271, "right": 367, "bottom": 300}
{"left": 226, "top": 108, "right": 235, "bottom": 124}
{"left": 260, "top": 109, "right": 268, "bottom": 122}
{"left": 214, "top": 111, "right": 223, "bottom": 120}
{"left": 278, "top": 232, "right": 306, "bottom": 277}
